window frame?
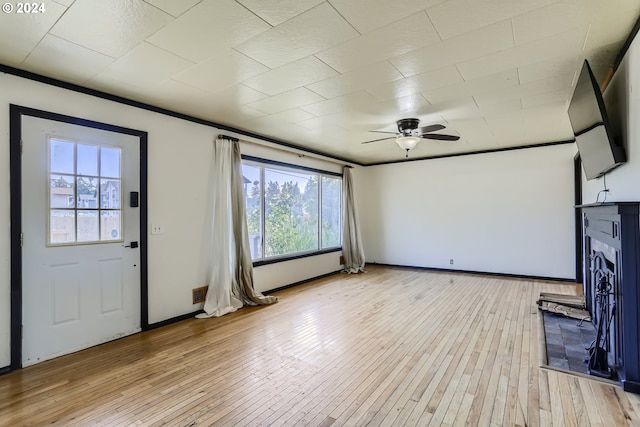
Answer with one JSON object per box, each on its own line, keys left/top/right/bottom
{"left": 241, "top": 155, "right": 343, "bottom": 266}
{"left": 47, "top": 136, "right": 124, "bottom": 247}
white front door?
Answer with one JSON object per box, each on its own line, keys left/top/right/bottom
{"left": 21, "top": 115, "right": 141, "bottom": 367}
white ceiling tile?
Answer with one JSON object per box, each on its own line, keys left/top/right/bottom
{"left": 422, "top": 69, "right": 519, "bottom": 104}
{"left": 93, "top": 42, "right": 194, "bottom": 88}
{"left": 50, "top": 0, "right": 173, "bottom": 58}
{"left": 181, "top": 100, "right": 267, "bottom": 124}
{"left": 141, "top": 79, "right": 208, "bottom": 107}
{"left": 143, "top": 0, "right": 201, "bottom": 17}
{"left": 518, "top": 57, "right": 583, "bottom": 85}
{"left": 147, "top": 0, "right": 270, "bottom": 63}
{"left": 574, "top": 0, "right": 640, "bottom": 51}
{"left": 371, "top": 93, "right": 432, "bottom": 116}
{"left": 306, "top": 61, "right": 403, "bottom": 99}
{"left": 22, "top": 34, "right": 114, "bottom": 84}
{"left": 206, "top": 108, "right": 269, "bottom": 128}
{"left": 512, "top": 2, "right": 586, "bottom": 46}
{"left": 247, "top": 108, "right": 317, "bottom": 127}
{"left": 208, "top": 83, "right": 269, "bottom": 106}
{"left": 316, "top": 12, "right": 441, "bottom": 73}
{"left": 426, "top": 0, "right": 557, "bottom": 40}
{"left": 330, "top": 0, "right": 445, "bottom": 34}
{"left": 473, "top": 73, "right": 574, "bottom": 107}
{"left": 236, "top": 0, "right": 324, "bottom": 26}
{"left": 311, "top": 111, "right": 396, "bottom": 133}
{"left": 426, "top": 97, "right": 481, "bottom": 120}
{"left": 247, "top": 87, "right": 325, "bottom": 114}
{"left": 367, "top": 66, "right": 463, "bottom": 101}
{"left": 85, "top": 73, "right": 154, "bottom": 99}
{"left": 174, "top": 50, "right": 268, "bottom": 93}
{"left": 475, "top": 98, "right": 524, "bottom": 117}
{"left": 456, "top": 27, "right": 588, "bottom": 81}
{"left": 521, "top": 88, "right": 572, "bottom": 110}
{"left": 0, "top": 1, "right": 67, "bottom": 65}
{"left": 300, "top": 91, "right": 381, "bottom": 116}
{"left": 487, "top": 106, "right": 573, "bottom": 144}
{"left": 242, "top": 56, "right": 338, "bottom": 96}
{"left": 390, "top": 20, "right": 513, "bottom": 77}
{"left": 235, "top": 3, "right": 359, "bottom": 68}
{"left": 296, "top": 115, "right": 350, "bottom": 131}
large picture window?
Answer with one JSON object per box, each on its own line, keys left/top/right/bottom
{"left": 48, "top": 138, "right": 122, "bottom": 245}
{"left": 242, "top": 159, "right": 342, "bottom": 262}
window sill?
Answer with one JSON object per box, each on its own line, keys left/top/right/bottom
{"left": 253, "top": 247, "right": 342, "bottom": 267}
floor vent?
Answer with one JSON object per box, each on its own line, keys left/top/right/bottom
{"left": 192, "top": 286, "right": 208, "bottom": 304}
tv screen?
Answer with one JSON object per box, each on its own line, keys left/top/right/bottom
{"left": 567, "top": 60, "right": 625, "bottom": 180}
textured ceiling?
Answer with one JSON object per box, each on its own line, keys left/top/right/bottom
{"left": 1, "top": 0, "right": 639, "bottom": 164}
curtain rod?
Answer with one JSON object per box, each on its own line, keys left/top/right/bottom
{"left": 218, "top": 134, "right": 239, "bottom": 142}
{"left": 222, "top": 134, "right": 355, "bottom": 168}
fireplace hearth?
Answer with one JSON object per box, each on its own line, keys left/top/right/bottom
{"left": 580, "top": 203, "right": 640, "bottom": 393}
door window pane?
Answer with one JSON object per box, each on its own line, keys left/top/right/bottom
{"left": 50, "top": 175, "right": 75, "bottom": 208}
{"left": 101, "top": 147, "right": 121, "bottom": 178}
{"left": 77, "top": 210, "right": 99, "bottom": 242}
{"left": 77, "top": 177, "right": 98, "bottom": 208}
{"left": 100, "top": 179, "right": 121, "bottom": 209}
{"left": 321, "top": 176, "right": 341, "bottom": 248}
{"left": 101, "top": 211, "right": 121, "bottom": 241}
{"left": 50, "top": 210, "right": 75, "bottom": 244}
{"left": 50, "top": 139, "right": 74, "bottom": 174}
{"left": 242, "top": 164, "right": 262, "bottom": 259}
{"left": 77, "top": 144, "right": 98, "bottom": 176}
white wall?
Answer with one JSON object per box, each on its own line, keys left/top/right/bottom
{"left": 0, "top": 73, "right": 343, "bottom": 368}
{"left": 582, "top": 31, "right": 640, "bottom": 202}
{"left": 355, "top": 144, "right": 577, "bottom": 279}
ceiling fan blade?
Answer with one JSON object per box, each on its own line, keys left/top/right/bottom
{"left": 422, "top": 133, "right": 460, "bottom": 141}
{"left": 361, "top": 136, "right": 396, "bottom": 144}
{"left": 369, "top": 130, "right": 399, "bottom": 134}
{"left": 419, "top": 124, "right": 445, "bottom": 133}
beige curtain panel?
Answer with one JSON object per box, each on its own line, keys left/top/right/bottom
{"left": 342, "top": 167, "right": 365, "bottom": 274}
{"left": 198, "top": 138, "right": 277, "bottom": 318}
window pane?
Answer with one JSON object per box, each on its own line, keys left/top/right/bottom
{"left": 50, "top": 210, "right": 75, "bottom": 244}
{"left": 77, "top": 144, "right": 98, "bottom": 176}
{"left": 100, "top": 179, "right": 121, "bottom": 209}
{"left": 77, "top": 210, "right": 99, "bottom": 242}
{"left": 242, "top": 164, "right": 262, "bottom": 259}
{"left": 264, "top": 168, "right": 318, "bottom": 257}
{"left": 101, "top": 211, "right": 121, "bottom": 241}
{"left": 50, "top": 174, "right": 75, "bottom": 208}
{"left": 77, "top": 177, "right": 98, "bottom": 208}
{"left": 321, "top": 176, "right": 341, "bottom": 248}
{"left": 50, "top": 139, "right": 74, "bottom": 174}
{"left": 101, "top": 147, "right": 121, "bottom": 178}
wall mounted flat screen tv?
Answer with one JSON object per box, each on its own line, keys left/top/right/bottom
{"left": 567, "top": 60, "right": 625, "bottom": 180}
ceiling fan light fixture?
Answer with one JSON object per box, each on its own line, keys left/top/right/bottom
{"left": 395, "top": 136, "right": 421, "bottom": 151}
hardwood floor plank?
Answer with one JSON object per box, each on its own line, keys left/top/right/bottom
{"left": 0, "top": 266, "right": 638, "bottom": 426}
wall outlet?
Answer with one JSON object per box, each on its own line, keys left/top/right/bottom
{"left": 192, "top": 286, "right": 208, "bottom": 304}
{"left": 450, "top": 259, "right": 454, "bottom": 265}
{"left": 151, "top": 224, "right": 163, "bottom": 235}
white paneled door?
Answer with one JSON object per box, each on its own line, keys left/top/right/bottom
{"left": 21, "top": 115, "right": 141, "bottom": 367}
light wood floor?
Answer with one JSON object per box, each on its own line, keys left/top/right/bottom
{"left": 1, "top": 265, "right": 639, "bottom": 426}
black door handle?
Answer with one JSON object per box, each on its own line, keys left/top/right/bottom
{"left": 124, "top": 241, "right": 138, "bottom": 248}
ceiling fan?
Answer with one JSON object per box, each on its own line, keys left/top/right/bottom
{"left": 362, "top": 118, "right": 460, "bottom": 157}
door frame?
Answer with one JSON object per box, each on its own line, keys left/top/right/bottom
{"left": 9, "top": 104, "right": 149, "bottom": 370}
